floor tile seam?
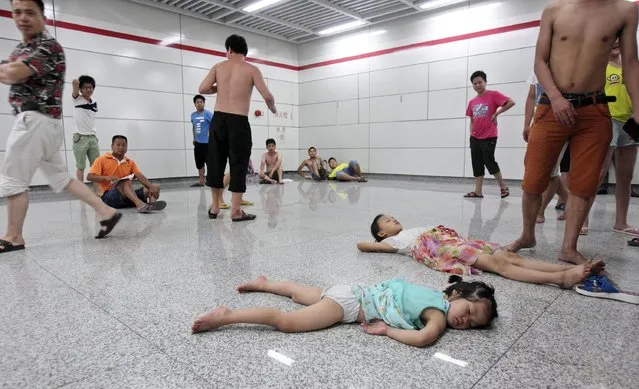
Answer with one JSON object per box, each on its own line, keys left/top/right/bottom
{"left": 27, "top": 257, "right": 216, "bottom": 386}
{"left": 468, "top": 289, "right": 564, "bottom": 388}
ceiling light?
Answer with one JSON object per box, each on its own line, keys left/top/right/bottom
{"left": 318, "top": 20, "right": 366, "bottom": 36}
{"left": 420, "top": 0, "right": 467, "bottom": 11}
{"left": 243, "top": 0, "right": 284, "bottom": 13}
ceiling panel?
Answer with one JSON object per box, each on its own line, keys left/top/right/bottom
{"left": 126, "top": 0, "right": 439, "bottom": 43}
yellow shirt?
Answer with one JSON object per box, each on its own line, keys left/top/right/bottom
{"left": 328, "top": 163, "right": 348, "bottom": 178}
{"left": 605, "top": 63, "right": 633, "bottom": 123}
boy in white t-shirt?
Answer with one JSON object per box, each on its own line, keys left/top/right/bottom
{"left": 71, "top": 75, "right": 99, "bottom": 186}
{"left": 357, "top": 214, "right": 603, "bottom": 289}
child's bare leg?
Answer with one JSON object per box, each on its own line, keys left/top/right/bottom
{"left": 337, "top": 173, "right": 361, "bottom": 182}
{"left": 236, "top": 276, "right": 322, "bottom": 305}
{"left": 307, "top": 161, "right": 319, "bottom": 176}
{"left": 191, "top": 298, "right": 344, "bottom": 334}
{"left": 495, "top": 250, "right": 578, "bottom": 273}
{"left": 474, "top": 253, "right": 602, "bottom": 289}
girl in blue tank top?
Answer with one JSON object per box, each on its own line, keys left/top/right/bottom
{"left": 192, "top": 275, "right": 498, "bottom": 348}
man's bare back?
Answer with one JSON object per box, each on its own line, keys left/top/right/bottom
{"left": 542, "top": 0, "right": 631, "bottom": 94}
{"left": 199, "top": 57, "right": 275, "bottom": 117}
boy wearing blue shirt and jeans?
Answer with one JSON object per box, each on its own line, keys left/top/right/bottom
{"left": 191, "top": 94, "right": 213, "bottom": 187}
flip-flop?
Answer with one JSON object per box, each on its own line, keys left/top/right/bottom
{"left": 148, "top": 200, "right": 167, "bottom": 211}
{"left": 500, "top": 187, "right": 510, "bottom": 198}
{"left": 136, "top": 204, "right": 154, "bottom": 213}
{"left": 218, "top": 202, "right": 230, "bottom": 209}
{"left": 358, "top": 177, "right": 368, "bottom": 182}
{"left": 574, "top": 275, "right": 639, "bottom": 304}
{"left": 628, "top": 238, "right": 639, "bottom": 247}
{"left": 612, "top": 227, "right": 639, "bottom": 238}
{"left": 464, "top": 192, "right": 484, "bottom": 198}
{"left": 232, "top": 211, "right": 256, "bottom": 222}
{"left": 240, "top": 200, "right": 254, "bottom": 206}
{"left": 0, "top": 239, "right": 25, "bottom": 254}
{"left": 95, "top": 212, "right": 122, "bottom": 239}
{"left": 208, "top": 209, "right": 219, "bottom": 219}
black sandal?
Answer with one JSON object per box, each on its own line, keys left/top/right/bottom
{"left": 629, "top": 238, "right": 639, "bottom": 247}
{"left": 232, "top": 211, "right": 257, "bottom": 222}
{"left": 95, "top": 212, "right": 122, "bottom": 239}
{"left": 208, "top": 209, "right": 219, "bottom": 219}
{"left": 0, "top": 239, "right": 25, "bottom": 254}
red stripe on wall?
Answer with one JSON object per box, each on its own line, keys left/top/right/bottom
{"left": 297, "top": 20, "right": 540, "bottom": 70}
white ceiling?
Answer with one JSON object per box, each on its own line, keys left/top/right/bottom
{"left": 126, "top": 0, "right": 440, "bottom": 43}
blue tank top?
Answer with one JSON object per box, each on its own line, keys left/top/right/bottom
{"left": 353, "top": 278, "right": 450, "bottom": 330}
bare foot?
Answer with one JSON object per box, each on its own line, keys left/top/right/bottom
{"left": 559, "top": 264, "right": 590, "bottom": 289}
{"left": 505, "top": 237, "right": 536, "bottom": 252}
{"left": 557, "top": 212, "right": 566, "bottom": 221}
{"left": 191, "top": 306, "right": 231, "bottom": 333}
{"left": 558, "top": 248, "right": 589, "bottom": 265}
{"left": 236, "top": 275, "right": 268, "bottom": 293}
{"left": 579, "top": 227, "right": 589, "bottom": 235}
{"left": 536, "top": 215, "right": 545, "bottom": 224}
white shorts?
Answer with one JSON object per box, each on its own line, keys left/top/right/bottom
{"left": 0, "top": 111, "right": 70, "bottom": 197}
{"left": 321, "top": 285, "right": 361, "bottom": 323}
{"left": 550, "top": 143, "right": 568, "bottom": 178}
{"left": 611, "top": 119, "right": 638, "bottom": 148}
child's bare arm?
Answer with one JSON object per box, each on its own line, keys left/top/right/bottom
{"left": 297, "top": 160, "right": 310, "bottom": 178}
{"left": 357, "top": 242, "right": 397, "bottom": 253}
{"left": 361, "top": 309, "right": 446, "bottom": 347}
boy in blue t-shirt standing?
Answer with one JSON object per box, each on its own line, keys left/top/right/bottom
{"left": 190, "top": 95, "right": 213, "bottom": 187}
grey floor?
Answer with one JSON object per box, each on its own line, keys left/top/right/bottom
{"left": 1, "top": 178, "right": 638, "bottom": 389}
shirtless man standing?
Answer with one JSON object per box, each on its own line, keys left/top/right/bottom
{"left": 198, "top": 34, "right": 276, "bottom": 222}
{"left": 507, "top": 0, "right": 639, "bottom": 265}
{"left": 259, "top": 138, "right": 283, "bottom": 184}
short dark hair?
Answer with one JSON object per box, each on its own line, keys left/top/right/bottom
{"left": 470, "top": 70, "right": 487, "bottom": 83}
{"left": 112, "top": 135, "right": 128, "bottom": 144}
{"left": 78, "top": 75, "right": 95, "bottom": 89}
{"left": 225, "top": 34, "right": 248, "bottom": 56}
{"left": 11, "top": 0, "right": 44, "bottom": 15}
{"left": 328, "top": 157, "right": 337, "bottom": 163}
{"left": 370, "top": 214, "right": 384, "bottom": 242}
{"left": 308, "top": 146, "right": 316, "bottom": 152}
{"left": 266, "top": 138, "right": 276, "bottom": 146}
{"left": 193, "top": 94, "right": 205, "bottom": 104}
{"left": 444, "top": 275, "right": 498, "bottom": 327}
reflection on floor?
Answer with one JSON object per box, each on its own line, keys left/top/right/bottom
{"left": 1, "top": 178, "right": 637, "bottom": 388}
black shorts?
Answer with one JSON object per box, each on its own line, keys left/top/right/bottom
{"left": 469, "top": 136, "right": 500, "bottom": 177}
{"left": 194, "top": 142, "right": 208, "bottom": 169}
{"left": 206, "top": 112, "right": 252, "bottom": 193}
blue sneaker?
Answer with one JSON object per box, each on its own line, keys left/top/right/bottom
{"left": 575, "top": 275, "right": 638, "bottom": 304}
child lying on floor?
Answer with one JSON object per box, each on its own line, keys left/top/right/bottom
{"left": 192, "top": 275, "right": 498, "bottom": 347}
{"left": 357, "top": 215, "right": 604, "bottom": 289}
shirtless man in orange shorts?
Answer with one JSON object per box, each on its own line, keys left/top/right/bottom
{"left": 507, "top": 0, "right": 639, "bottom": 264}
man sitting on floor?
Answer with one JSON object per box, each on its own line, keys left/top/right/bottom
{"left": 327, "top": 158, "right": 367, "bottom": 182}
{"left": 259, "top": 138, "right": 283, "bottom": 184}
{"left": 87, "top": 135, "right": 166, "bottom": 213}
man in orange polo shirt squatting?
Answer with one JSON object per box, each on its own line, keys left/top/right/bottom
{"left": 88, "top": 135, "right": 166, "bottom": 213}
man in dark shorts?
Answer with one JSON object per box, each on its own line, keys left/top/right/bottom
{"left": 190, "top": 94, "right": 213, "bottom": 187}
{"left": 198, "top": 34, "right": 276, "bottom": 221}
{"left": 507, "top": 0, "right": 639, "bottom": 265}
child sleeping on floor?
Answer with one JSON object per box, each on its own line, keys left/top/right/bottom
{"left": 357, "top": 215, "right": 604, "bottom": 289}
{"left": 192, "top": 275, "right": 498, "bottom": 347}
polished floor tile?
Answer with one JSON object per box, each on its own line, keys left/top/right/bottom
{"left": 1, "top": 178, "right": 637, "bottom": 388}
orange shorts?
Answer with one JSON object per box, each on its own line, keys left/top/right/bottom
{"left": 522, "top": 103, "right": 612, "bottom": 198}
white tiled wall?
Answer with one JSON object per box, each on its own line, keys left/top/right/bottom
{"left": 0, "top": 0, "right": 299, "bottom": 186}
{"left": 297, "top": 0, "right": 639, "bottom": 183}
